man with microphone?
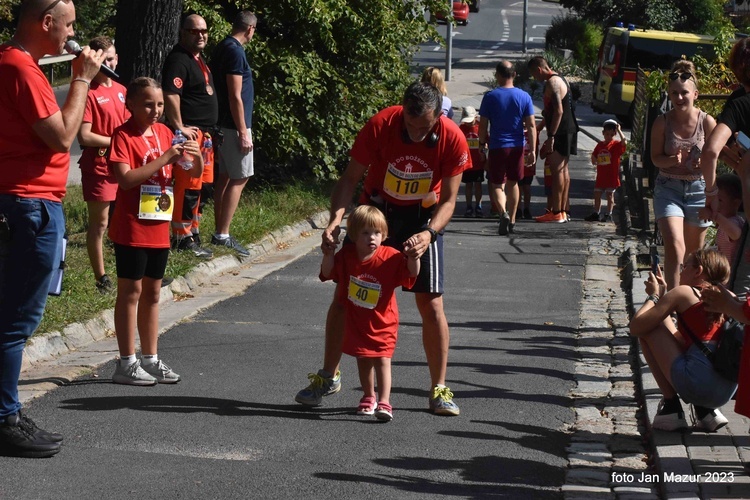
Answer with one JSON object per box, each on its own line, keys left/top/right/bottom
{"left": 0, "top": 0, "right": 104, "bottom": 458}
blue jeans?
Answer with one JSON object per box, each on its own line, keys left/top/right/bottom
{"left": 0, "top": 195, "right": 64, "bottom": 419}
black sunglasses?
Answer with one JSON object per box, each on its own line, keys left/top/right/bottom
{"left": 668, "top": 72, "right": 694, "bottom": 82}
{"left": 184, "top": 28, "right": 208, "bottom": 36}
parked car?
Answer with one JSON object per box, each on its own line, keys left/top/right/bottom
{"left": 592, "top": 24, "right": 716, "bottom": 123}
{"left": 434, "top": 1, "right": 470, "bottom": 26}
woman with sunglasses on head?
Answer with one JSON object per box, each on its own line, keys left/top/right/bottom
{"left": 650, "top": 60, "right": 717, "bottom": 290}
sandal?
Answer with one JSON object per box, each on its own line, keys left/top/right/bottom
{"left": 375, "top": 401, "right": 393, "bottom": 422}
{"left": 356, "top": 396, "right": 377, "bottom": 416}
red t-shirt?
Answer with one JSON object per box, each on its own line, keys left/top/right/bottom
{"left": 79, "top": 80, "right": 130, "bottom": 177}
{"left": 351, "top": 106, "right": 470, "bottom": 206}
{"left": 108, "top": 121, "right": 174, "bottom": 248}
{"left": 459, "top": 122, "right": 483, "bottom": 172}
{"left": 324, "top": 244, "right": 416, "bottom": 358}
{"left": 0, "top": 45, "right": 69, "bottom": 202}
{"left": 593, "top": 139, "right": 626, "bottom": 190}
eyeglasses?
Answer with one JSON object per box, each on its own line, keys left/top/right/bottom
{"left": 39, "top": 0, "right": 69, "bottom": 20}
{"left": 669, "top": 72, "right": 694, "bottom": 82}
{"left": 184, "top": 28, "right": 208, "bottom": 36}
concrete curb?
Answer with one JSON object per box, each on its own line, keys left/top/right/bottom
{"left": 20, "top": 210, "right": 329, "bottom": 373}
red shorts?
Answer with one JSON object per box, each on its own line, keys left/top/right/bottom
{"left": 488, "top": 147, "right": 524, "bottom": 184}
{"left": 81, "top": 170, "right": 117, "bottom": 202}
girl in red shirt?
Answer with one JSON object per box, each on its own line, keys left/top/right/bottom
{"left": 108, "top": 77, "right": 203, "bottom": 386}
{"left": 320, "top": 206, "right": 419, "bottom": 421}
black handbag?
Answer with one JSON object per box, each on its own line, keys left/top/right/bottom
{"left": 679, "top": 316, "right": 744, "bottom": 383}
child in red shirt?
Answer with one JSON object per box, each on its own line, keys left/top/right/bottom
{"left": 459, "top": 106, "right": 486, "bottom": 217}
{"left": 586, "top": 119, "right": 626, "bottom": 222}
{"left": 320, "top": 206, "right": 419, "bottom": 421}
{"left": 77, "top": 36, "right": 130, "bottom": 294}
{"left": 108, "top": 77, "right": 203, "bottom": 386}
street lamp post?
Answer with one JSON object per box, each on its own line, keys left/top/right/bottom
{"left": 445, "top": 0, "right": 453, "bottom": 80}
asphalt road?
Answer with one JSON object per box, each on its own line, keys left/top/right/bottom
{"left": 414, "top": 0, "right": 567, "bottom": 69}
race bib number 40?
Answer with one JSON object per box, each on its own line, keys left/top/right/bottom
{"left": 383, "top": 163, "right": 433, "bottom": 201}
{"left": 348, "top": 276, "right": 381, "bottom": 309}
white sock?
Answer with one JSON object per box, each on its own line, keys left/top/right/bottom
{"left": 141, "top": 354, "right": 158, "bottom": 365}
{"left": 214, "top": 233, "right": 229, "bottom": 240}
{"left": 120, "top": 354, "right": 137, "bottom": 367}
{"left": 435, "top": 383, "right": 447, "bottom": 389}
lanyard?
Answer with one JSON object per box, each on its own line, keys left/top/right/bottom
{"left": 140, "top": 128, "right": 169, "bottom": 194}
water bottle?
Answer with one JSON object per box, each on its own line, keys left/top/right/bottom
{"left": 202, "top": 133, "right": 212, "bottom": 167}
{"left": 172, "top": 130, "right": 193, "bottom": 170}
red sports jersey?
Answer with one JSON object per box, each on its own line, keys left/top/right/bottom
{"left": 79, "top": 80, "right": 130, "bottom": 177}
{"left": 324, "top": 244, "right": 416, "bottom": 358}
{"left": 593, "top": 139, "right": 626, "bottom": 190}
{"left": 108, "top": 121, "right": 174, "bottom": 248}
{"left": 351, "top": 106, "right": 470, "bottom": 207}
{"left": 0, "top": 45, "right": 69, "bottom": 201}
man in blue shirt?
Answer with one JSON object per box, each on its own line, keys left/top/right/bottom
{"left": 210, "top": 11, "right": 256, "bottom": 257}
{"left": 479, "top": 61, "right": 536, "bottom": 235}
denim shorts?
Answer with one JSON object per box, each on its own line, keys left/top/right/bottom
{"left": 653, "top": 174, "right": 711, "bottom": 228}
{"left": 671, "top": 343, "right": 737, "bottom": 408}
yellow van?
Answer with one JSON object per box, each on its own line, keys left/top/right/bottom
{"left": 592, "top": 25, "right": 715, "bottom": 122}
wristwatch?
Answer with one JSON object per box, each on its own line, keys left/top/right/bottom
{"left": 423, "top": 226, "right": 438, "bottom": 243}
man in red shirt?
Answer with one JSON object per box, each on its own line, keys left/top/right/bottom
{"left": 295, "top": 82, "right": 470, "bottom": 416}
{"left": 0, "top": 0, "right": 104, "bottom": 458}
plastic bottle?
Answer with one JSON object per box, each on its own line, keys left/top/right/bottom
{"left": 172, "top": 130, "right": 193, "bottom": 170}
{"left": 202, "top": 133, "right": 212, "bottom": 166}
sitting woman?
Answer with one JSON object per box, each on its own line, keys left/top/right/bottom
{"left": 630, "top": 249, "right": 737, "bottom": 432}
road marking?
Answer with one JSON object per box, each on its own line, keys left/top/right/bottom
{"left": 433, "top": 46, "right": 441, "bottom": 51}
{"left": 532, "top": 25, "right": 551, "bottom": 29}
{"left": 528, "top": 37, "right": 545, "bottom": 42}
{"left": 484, "top": 50, "right": 494, "bottom": 54}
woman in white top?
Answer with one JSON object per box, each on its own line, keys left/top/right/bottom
{"left": 421, "top": 66, "right": 454, "bottom": 119}
{"left": 650, "top": 59, "right": 716, "bottom": 289}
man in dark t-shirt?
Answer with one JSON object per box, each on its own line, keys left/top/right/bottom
{"left": 208, "top": 11, "right": 257, "bottom": 257}
{"left": 162, "top": 14, "right": 218, "bottom": 257}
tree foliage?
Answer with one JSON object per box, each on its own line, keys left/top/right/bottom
{"left": 559, "top": 0, "right": 726, "bottom": 33}
{"left": 182, "top": 0, "right": 443, "bottom": 180}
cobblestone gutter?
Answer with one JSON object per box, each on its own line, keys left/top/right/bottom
{"left": 563, "top": 230, "right": 659, "bottom": 499}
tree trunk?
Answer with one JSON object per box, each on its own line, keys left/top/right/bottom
{"left": 114, "top": 0, "right": 183, "bottom": 84}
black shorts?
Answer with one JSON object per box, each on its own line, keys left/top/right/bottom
{"left": 518, "top": 175, "right": 533, "bottom": 186}
{"left": 553, "top": 132, "right": 577, "bottom": 157}
{"left": 114, "top": 244, "right": 169, "bottom": 280}
{"left": 461, "top": 169, "right": 485, "bottom": 183}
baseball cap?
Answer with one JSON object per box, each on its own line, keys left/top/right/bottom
{"left": 461, "top": 106, "right": 478, "bottom": 123}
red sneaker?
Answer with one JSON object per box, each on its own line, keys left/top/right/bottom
{"left": 375, "top": 401, "right": 393, "bottom": 422}
{"left": 535, "top": 211, "right": 565, "bottom": 223}
{"left": 356, "top": 396, "right": 377, "bottom": 416}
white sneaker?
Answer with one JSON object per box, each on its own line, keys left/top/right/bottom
{"left": 112, "top": 360, "right": 157, "bottom": 386}
{"left": 693, "top": 406, "right": 729, "bottom": 432}
{"left": 141, "top": 359, "right": 181, "bottom": 384}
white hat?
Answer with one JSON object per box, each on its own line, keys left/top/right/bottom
{"left": 603, "top": 119, "right": 619, "bottom": 127}
{"left": 461, "top": 106, "right": 478, "bottom": 123}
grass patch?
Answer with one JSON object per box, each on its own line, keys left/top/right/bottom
{"left": 40, "top": 180, "right": 331, "bottom": 336}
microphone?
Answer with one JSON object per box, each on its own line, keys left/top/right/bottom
{"left": 64, "top": 40, "right": 119, "bottom": 81}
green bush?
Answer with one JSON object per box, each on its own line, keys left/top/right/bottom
{"left": 545, "top": 14, "right": 603, "bottom": 67}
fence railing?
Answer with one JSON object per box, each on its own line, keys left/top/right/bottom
{"left": 39, "top": 53, "right": 75, "bottom": 85}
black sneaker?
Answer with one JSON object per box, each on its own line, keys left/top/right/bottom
{"left": 176, "top": 236, "right": 213, "bottom": 259}
{"left": 498, "top": 213, "right": 511, "bottom": 236}
{"left": 95, "top": 274, "right": 113, "bottom": 295}
{"left": 584, "top": 212, "right": 600, "bottom": 222}
{"left": 192, "top": 233, "right": 201, "bottom": 246}
{"left": 19, "top": 411, "right": 63, "bottom": 443}
{"left": 508, "top": 223, "right": 515, "bottom": 234}
{"left": 0, "top": 413, "right": 61, "bottom": 458}
{"left": 523, "top": 208, "right": 532, "bottom": 220}
{"left": 602, "top": 214, "right": 613, "bottom": 223}
{"left": 211, "top": 235, "right": 250, "bottom": 257}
